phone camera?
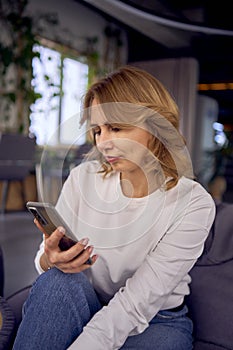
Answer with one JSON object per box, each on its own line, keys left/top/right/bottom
{"left": 29, "top": 208, "right": 47, "bottom": 226}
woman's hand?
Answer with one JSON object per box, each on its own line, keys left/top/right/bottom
{"left": 34, "top": 219, "right": 98, "bottom": 273}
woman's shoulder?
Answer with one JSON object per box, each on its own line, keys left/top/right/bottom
{"left": 180, "top": 176, "right": 210, "bottom": 193}
{"left": 179, "top": 176, "right": 215, "bottom": 208}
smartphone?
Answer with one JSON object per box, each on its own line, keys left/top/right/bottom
{"left": 26, "top": 201, "right": 91, "bottom": 264}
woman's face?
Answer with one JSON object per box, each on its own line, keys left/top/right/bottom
{"left": 90, "top": 99, "right": 153, "bottom": 174}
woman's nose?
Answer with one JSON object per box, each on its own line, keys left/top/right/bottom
{"left": 97, "top": 130, "right": 114, "bottom": 151}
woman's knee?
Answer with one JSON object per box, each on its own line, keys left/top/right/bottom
{"left": 33, "top": 268, "right": 89, "bottom": 293}
{"left": 26, "top": 268, "right": 101, "bottom": 316}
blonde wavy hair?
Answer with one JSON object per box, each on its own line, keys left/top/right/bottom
{"left": 81, "top": 65, "right": 193, "bottom": 190}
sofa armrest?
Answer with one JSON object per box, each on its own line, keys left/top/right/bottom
{"left": 0, "top": 245, "right": 4, "bottom": 297}
{"left": 0, "top": 296, "right": 16, "bottom": 350}
{"left": 6, "top": 286, "right": 31, "bottom": 329}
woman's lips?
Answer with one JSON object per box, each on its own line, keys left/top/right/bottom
{"left": 105, "top": 156, "right": 121, "bottom": 163}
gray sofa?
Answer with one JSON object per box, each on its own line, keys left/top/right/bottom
{"left": 0, "top": 245, "right": 31, "bottom": 350}
{"left": 186, "top": 201, "right": 233, "bottom": 350}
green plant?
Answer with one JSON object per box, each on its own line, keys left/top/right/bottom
{"left": 0, "top": 0, "right": 58, "bottom": 134}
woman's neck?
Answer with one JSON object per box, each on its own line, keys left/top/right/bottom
{"left": 120, "top": 169, "right": 159, "bottom": 198}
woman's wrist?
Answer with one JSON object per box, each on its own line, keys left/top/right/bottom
{"left": 40, "top": 253, "right": 53, "bottom": 272}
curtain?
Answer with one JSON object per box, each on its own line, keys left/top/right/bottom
{"left": 130, "top": 58, "right": 199, "bottom": 161}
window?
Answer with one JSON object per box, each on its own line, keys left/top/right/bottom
{"left": 30, "top": 44, "right": 89, "bottom": 146}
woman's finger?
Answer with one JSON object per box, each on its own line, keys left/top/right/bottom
{"left": 55, "top": 252, "right": 98, "bottom": 274}
{"left": 45, "top": 226, "right": 66, "bottom": 250}
{"left": 34, "top": 218, "right": 48, "bottom": 236}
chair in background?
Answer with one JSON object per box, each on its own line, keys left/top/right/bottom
{"left": 0, "top": 133, "right": 36, "bottom": 215}
{"left": 35, "top": 143, "right": 92, "bottom": 205}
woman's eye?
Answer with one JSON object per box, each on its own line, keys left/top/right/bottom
{"left": 111, "top": 126, "right": 120, "bottom": 132}
{"left": 93, "top": 128, "right": 101, "bottom": 136}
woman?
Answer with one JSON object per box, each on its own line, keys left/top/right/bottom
{"left": 13, "top": 65, "right": 215, "bottom": 350}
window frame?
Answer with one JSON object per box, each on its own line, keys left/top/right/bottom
{"left": 31, "top": 37, "right": 90, "bottom": 146}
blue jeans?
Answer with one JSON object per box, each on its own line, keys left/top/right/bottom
{"left": 13, "top": 268, "right": 193, "bottom": 350}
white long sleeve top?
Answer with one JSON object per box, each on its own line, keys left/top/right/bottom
{"left": 35, "top": 160, "right": 216, "bottom": 350}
